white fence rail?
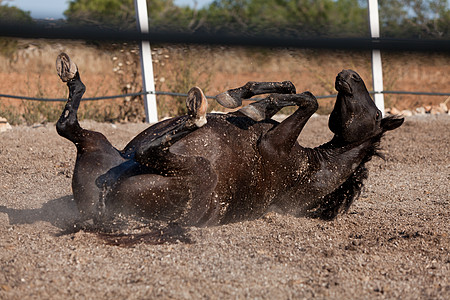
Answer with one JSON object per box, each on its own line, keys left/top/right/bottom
{"left": 368, "top": 0, "right": 385, "bottom": 115}
{"left": 135, "top": 0, "right": 158, "bottom": 123}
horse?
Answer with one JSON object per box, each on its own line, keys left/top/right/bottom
{"left": 55, "top": 53, "right": 403, "bottom": 226}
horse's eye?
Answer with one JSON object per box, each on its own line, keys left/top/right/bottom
{"left": 376, "top": 111, "right": 381, "bottom": 120}
{"left": 352, "top": 74, "right": 361, "bottom": 81}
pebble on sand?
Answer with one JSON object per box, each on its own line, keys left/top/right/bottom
{"left": 0, "top": 117, "right": 12, "bottom": 132}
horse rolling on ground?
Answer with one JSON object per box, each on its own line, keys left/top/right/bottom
{"left": 55, "top": 53, "right": 403, "bottom": 226}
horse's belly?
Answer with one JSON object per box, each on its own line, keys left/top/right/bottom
{"left": 170, "top": 125, "right": 270, "bottom": 224}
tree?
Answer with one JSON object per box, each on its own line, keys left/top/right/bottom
{"left": 378, "top": 0, "right": 449, "bottom": 38}
{"left": 64, "top": 0, "right": 195, "bottom": 29}
{"left": 202, "top": 0, "right": 368, "bottom": 37}
{"left": 64, "top": 0, "right": 136, "bottom": 27}
{"left": 63, "top": 0, "right": 449, "bottom": 38}
{"left": 0, "top": 0, "right": 33, "bottom": 23}
{"left": 0, "top": 0, "right": 34, "bottom": 57}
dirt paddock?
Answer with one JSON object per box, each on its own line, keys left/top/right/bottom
{"left": 0, "top": 114, "right": 449, "bottom": 299}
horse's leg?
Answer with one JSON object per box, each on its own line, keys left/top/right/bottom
{"left": 133, "top": 86, "right": 208, "bottom": 166}
{"left": 108, "top": 150, "right": 218, "bottom": 225}
{"left": 55, "top": 53, "right": 85, "bottom": 143}
{"left": 234, "top": 91, "right": 312, "bottom": 121}
{"left": 259, "top": 92, "right": 318, "bottom": 157}
{"left": 106, "top": 86, "right": 215, "bottom": 224}
{"left": 216, "top": 81, "right": 296, "bottom": 108}
{"left": 56, "top": 53, "right": 115, "bottom": 152}
{"left": 56, "top": 53, "right": 125, "bottom": 219}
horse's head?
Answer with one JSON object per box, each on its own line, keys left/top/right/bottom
{"left": 329, "top": 70, "right": 403, "bottom": 143}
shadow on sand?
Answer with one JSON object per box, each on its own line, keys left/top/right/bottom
{"left": 0, "top": 195, "right": 80, "bottom": 229}
{"left": 0, "top": 196, "right": 192, "bottom": 246}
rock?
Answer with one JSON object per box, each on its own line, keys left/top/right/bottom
{"left": 0, "top": 117, "right": 12, "bottom": 133}
{"left": 400, "top": 110, "right": 413, "bottom": 117}
{"left": 430, "top": 106, "right": 445, "bottom": 115}
{"left": 387, "top": 107, "right": 400, "bottom": 115}
{"left": 415, "top": 107, "right": 426, "bottom": 115}
{"left": 387, "top": 108, "right": 412, "bottom": 116}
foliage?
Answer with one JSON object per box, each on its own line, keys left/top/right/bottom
{"left": 64, "top": 0, "right": 193, "bottom": 29}
{"left": 0, "top": 0, "right": 34, "bottom": 57}
{"left": 202, "top": 0, "right": 368, "bottom": 37}
{"left": 0, "top": 101, "right": 61, "bottom": 125}
{"left": 164, "top": 48, "right": 212, "bottom": 116}
{"left": 378, "top": 0, "right": 450, "bottom": 38}
{"left": 110, "top": 43, "right": 146, "bottom": 122}
{"left": 0, "top": 103, "right": 21, "bottom": 125}
{"left": 64, "top": 0, "right": 136, "bottom": 28}
{"left": 0, "top": 0, "right": 33, "bottom": 23}
{"left": 0, "top": 38, "right": 18, "bottom": 57}
{"left": 62, "top": 0, "right": 449, "bottom": 39}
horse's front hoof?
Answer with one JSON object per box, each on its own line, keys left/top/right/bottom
{"left": 56, "top": 53, "right": 78, "bottom": 82}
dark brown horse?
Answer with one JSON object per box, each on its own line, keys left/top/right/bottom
{"left": 56, "top": 53, "right": 403, "bottom": 226}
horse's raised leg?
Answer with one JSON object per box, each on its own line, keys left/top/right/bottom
{"left": 104, "top": 86, "right": 215, "bottom": 225}
{"left": 216, "top": 81, "right": 296, "bottom": 108}
{"left": 132, "top": 86, "right": 208, "bottom": 166}
{"left": 55, "top": 53, "right": 85, "bottom": 143}
{"left": 236, "top": 91, "right": 315, "bottom": 121}
{"left": 56, "top": 53, "right": 125, "bottom": 219}
{"left": 56, "top": 53, "right": 114, "bottom": 152}
{"left": 259, "top": 92, "right": 318, "bottom": 157}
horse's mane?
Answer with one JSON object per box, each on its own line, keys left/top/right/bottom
{"left": 306, "top": 132, "right": 384, "bottom": 220}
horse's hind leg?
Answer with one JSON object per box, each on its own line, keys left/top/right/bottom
{"left": 56, "top": 53, "right": 119, "bottom": 152}
{"left": 55, "top": 53, "right": 85, "bottom": 143}
{"left": 56, "top": 53, "right": 125, "bottom": 219}
{"left": 133, "top": 86, "right": 208, "bottom": 167}
{"left": 108, "top": 151, "right": 218, "bottom": 225}
{"left": 56, "top": 53, "right": 112, "bottom": 150}
{"left": 216, "top": 81, "right": 296, "bottom": 108}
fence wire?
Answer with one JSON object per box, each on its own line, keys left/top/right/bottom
{"left": 0, "top": 22, "right": 449, "bottom": 104}
{"left": 1, "top": 90, "right": 449, "bottom": 103}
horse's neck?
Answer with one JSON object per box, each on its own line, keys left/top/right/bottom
{"left": 299, "top": 136, "right": 379, "bottom": 190}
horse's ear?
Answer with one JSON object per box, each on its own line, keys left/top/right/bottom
{"left": 381, "top": 115, "right": 404, "bottom": 132}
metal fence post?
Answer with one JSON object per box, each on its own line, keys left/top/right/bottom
{"left": 135, "top": 0, "right": 158, "bottom": 123}
{"left": 368, "top": 0, "right": 385, "bottom": 115}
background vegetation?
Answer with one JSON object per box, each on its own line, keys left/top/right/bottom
{"left": 0, "top": 0, "right": 448, "bottom": 124}
{"left": 61, "top": 0, "right": 450, "bottom": 39}
{"left": 1, "top": 0, "right": 448, "bottom": 39}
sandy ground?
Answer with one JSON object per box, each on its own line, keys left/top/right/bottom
{"left": 0, "top": 114, "right": 449, "bottom": 299}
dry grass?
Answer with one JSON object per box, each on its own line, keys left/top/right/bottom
{"left": 0, "top": 39, "right": 449, "bottom": 124}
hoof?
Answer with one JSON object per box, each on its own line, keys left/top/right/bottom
{"left": 215, "top": 91, "right": 242, "bottom": 109}
{"left": 238, "top": 105, "right": 266, "bottom": 122}
{"left": 56, "top": 53, "right": 78, "bottom": 82}
{"left": 186, "top": 87, "right": 208, "bottom": 128}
